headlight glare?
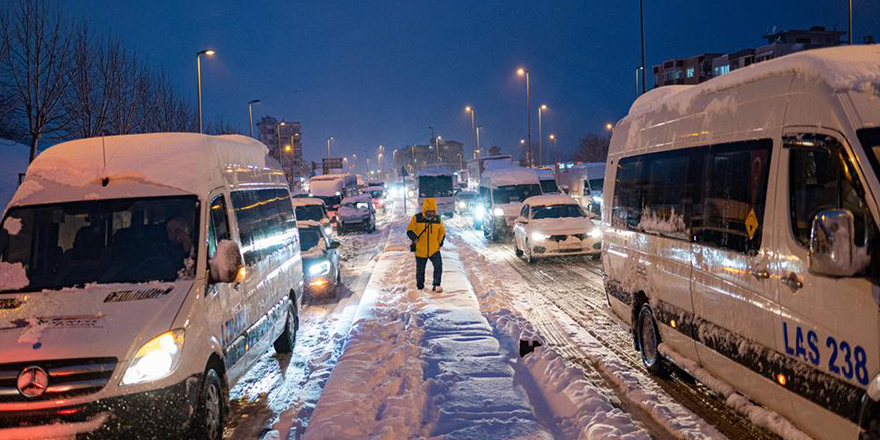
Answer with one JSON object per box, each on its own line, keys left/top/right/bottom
{"left": 493, "top": 207, "right": 504, "bottom": 216}
{"left": 121, "top": 329, "right": 185, "bottom": 386}
{"left": 589, "top": 228, "right": 602, "bottom": 239}
{"left": 309, "top": 260, "right": 332, "bottom": 276}
{"left": 531, "top": 232, "right": 548, "bottom": 242}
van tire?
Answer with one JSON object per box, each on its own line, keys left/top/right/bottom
{"left": 637, "top": 304, "right": 667, "bottom": 376}
{"left": 525, "top": 241, "right": 536, "bottom": 264}
{"left": 191, "top": 368, "right": 224, "bottom": 440}
{"left": 274, "top": 301, "right": 298, "bottom": 354}
{"left": 514, "top": 241, "right": 523, "bottom": 258}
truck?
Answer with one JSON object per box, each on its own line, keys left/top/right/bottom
{"left": 417, "top": 167, "right": 455, "bottom": 217}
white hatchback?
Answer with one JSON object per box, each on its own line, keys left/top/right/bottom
{"left": 512, "top": 195, "right": 601, "bottom": 263}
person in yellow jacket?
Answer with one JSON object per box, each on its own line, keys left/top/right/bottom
{"left": 406, "top": 198, "right": 446, "bottom": 292}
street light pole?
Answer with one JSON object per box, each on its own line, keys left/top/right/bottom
{"left": 247, "top": 99, "right": 260, "bottom": 138}
{"left": 326, "top": 137, "right": 334, "bottom": 160}
{"left": 476, "top": 125, "right": 482, "bottom": 157}
{"left": 639, "top": 0, "right": 646, "bottom": 95}
{"left": 465, "top": 106, "right": 477, "bottom": 159}
{"left": 275, "top": 121, "right": 286, "bottom": 163}
{"left": 538, "top": 104, "right": 547, "bottom": 166}
{"left": 549, "top": 134, "right": 557, "bottom": 165}
{"left": 435, "top": 136, "right": 442, "bottom": 166}
{"left": 196, "top": 49, "right": 215, "bottom": 134}
{"left": 517, "top": 68, "right": 532, "bottom": 167}
{"left": 849, "top": 0, "right": 853, "bottom": 45}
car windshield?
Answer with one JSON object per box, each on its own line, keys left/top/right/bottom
{"left": 315, "top": 195, "right": 341, "bottom": 208}
{"left": 493, "top": 184, "right": 542, "bottom": 204}
{"left": 540, "top": 179, "right": 559, "bottom": 194}
{"left": 0, "top": 196, "right": 199, "bottom": 292}
{"left": 531, "top": 204, "right": 586, "bottom": 220}
{"left": 295, "top": 205, "right": 325, "bottom": 222}
{"left": 369, "top": 190, "right": 384, "bottom": 198}
{"left": 298, "top": 227, "right": 322, "bottom": 252}
{"left": 419, "top": 175, "right": 453, "bottom": 197}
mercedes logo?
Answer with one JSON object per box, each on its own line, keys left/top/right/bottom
{"left": 17, "top": 366, "right": 49, "bottom": 398}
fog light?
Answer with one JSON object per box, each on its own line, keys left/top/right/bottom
{"left": 776, "top": 373, "right": 787, "bottom": 386}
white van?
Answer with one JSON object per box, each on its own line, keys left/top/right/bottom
{"left": 479, "top": 167, "right": 542, "bottom": 241}
{"left": 0, "top": 133, "right": 304, "bottom": 439}
{"left": 602, "top": 46, "right": 880, "bottom": 440}
{"left": 418, "top": 167, "right": 455, "bottom": 217}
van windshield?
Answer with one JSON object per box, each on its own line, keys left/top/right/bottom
{"left": 0, "top": 196, "right": 199, "bottom": 292}
{"left": 540, "top": 179, "right": 559, "bottom": 194}
{"left": 859, "top": 128, "right": 880, "bottom": 183}
{"left": 493, "top": 184, "right": 542, "bottom": 204}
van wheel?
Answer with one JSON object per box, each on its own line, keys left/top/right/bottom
{"left": 274, "top": 301, "right": 298, "bottom": 354}
{"left": 637, "top": 304, "right": 667, "bottom": 376}
{"left": 514, "top": 241, "right": 523, "bottom": 258}
{"left": 191, "top": 368, "right": 223, "bottom": 440}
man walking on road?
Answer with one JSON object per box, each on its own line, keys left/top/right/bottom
{"left": 407, "top": 198, "right": 445, "bottom": 292}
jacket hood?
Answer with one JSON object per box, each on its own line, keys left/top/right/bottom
{"left": 422, "top": 198, "right": 438, "bottom": 215}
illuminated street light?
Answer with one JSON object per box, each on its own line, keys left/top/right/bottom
{"left": 465, "top": 106, "right": 477, "bottom": 159}
{"left": 516, "top": 68, "right": 532, "bottom": 167}
{"left": 538, "top": 104, "right": 548, "bottom": 166}
{"left": 605, "top": 123, "right": 613, "bottom": 131}
{"left": 196, "top": 49, "right": 216, "bottom": 133}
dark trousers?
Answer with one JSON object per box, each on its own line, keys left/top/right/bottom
{"left": 416, "top": 252, "right": 442, "bottom": 289}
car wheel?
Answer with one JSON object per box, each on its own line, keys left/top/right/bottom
{"left": 191, "top": 368, "right": 223, "bottom": 440}
{"left": 514, "top": 240, "right": 523, "bottom": 258}
{"left": 525, "top": 240, "right": 536, "bottom": 264}
{"left": 273, "top": 301, "right": 298, "bottom": 354}
{"left": 637, "top": 304, "right": 667, "bottom": 376}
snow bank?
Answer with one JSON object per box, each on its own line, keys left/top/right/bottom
{"left": 629, "top": 45, "right": 880, "bottom": 118}
{"left": 305, "top": 229, "right": 553, "bottom": 440}
{"left": 0, "top": 138, "right": 31, "bottom": 213}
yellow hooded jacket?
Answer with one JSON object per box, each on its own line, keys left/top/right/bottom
{"left": 406, "top": 198, "right": 446, "bottom": 258}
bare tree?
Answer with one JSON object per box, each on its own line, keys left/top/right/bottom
{"left": 1, "top": 0, "right": 72, "bottom": 162}
{"left": 574, "top": 133, "right": 611, "bottom": 163}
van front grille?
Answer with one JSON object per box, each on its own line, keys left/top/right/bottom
{"left": 0, "top": 357, "right": 117, "bottom": 402}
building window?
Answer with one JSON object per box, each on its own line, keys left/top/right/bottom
{"left": 686, "top": 67, "right": 695, "bottom": 78}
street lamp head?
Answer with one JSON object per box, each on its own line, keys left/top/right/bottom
{"left": 520, "top": 139, "right": 526, "bottom": 144}
{"left": 279, "top": 122, "right": 286, "bottom": 126}
{"left": 284, "top": 145, "right": 292, "bottom": 152}
{"left": 605, "top": 123, "right": 613, "bottom": 131}
{"left": 517, "top": 68, "right": 526, "bottom": 76}
{"left": 549, "top": 134, "right": 555, "bottom": 140}
{"left": 465, "top": 106, "right": 472, "bottom": 113}
{"left": 540, "top": 104, "right": 548, "bottom": 110}
{"left": 198, "top": 49, "right": 215, "bottom": 56}
{"left": 248, "top": 99, "right": 260, "bottom": 104}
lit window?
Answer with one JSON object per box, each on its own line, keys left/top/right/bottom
{"left": 686, "top": 67, "right": 695, "bottom": 78}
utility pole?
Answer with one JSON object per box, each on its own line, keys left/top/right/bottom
{"left": 247, "top": 99, "right": 260, "bottom": 138}
{"left": 639, "top": 0, "right": 647, "bottom": 95}
{"left": 849, "top": 0, "right": 853, "bottom": 45}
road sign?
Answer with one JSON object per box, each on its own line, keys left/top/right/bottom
{"left": 323, "top": 158, "right": 344, "bottom": 169}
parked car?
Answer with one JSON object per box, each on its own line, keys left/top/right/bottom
{"left": 291, "top": 197, "right": 333, "bottom": 235}
{"left": 337, "top": 195, "right": 376, "bottom": 233}
{"left": 454, "top": 190, "right": 479, "bottom": 215}
{"left": 603, "top": 46, "right": 880, "bottom": 440}
{"left": 0, "top": 133, "right": 303, "bottom": 439}
{"left": 512, "top": 195, "right": 601, "bottom": 263}
{"left": 298, "top": 220, "right": 341, "bottom": 300}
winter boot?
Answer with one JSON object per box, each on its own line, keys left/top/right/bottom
{"left": 432, "top": 285, "right": 443, "bottom": 293}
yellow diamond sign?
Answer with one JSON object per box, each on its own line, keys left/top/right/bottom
{"left": 745, "top": 208, "right": 759, "bottom": 240}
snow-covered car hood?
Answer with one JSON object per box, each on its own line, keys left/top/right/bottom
{"left": 0, "top": 281, "right": 192, "bottom": 363}
{"left": 338, "top": 205, "right": 369, "bottom": 220}
{"left": 529, "top": 217, "right": 595, "bottom": 233}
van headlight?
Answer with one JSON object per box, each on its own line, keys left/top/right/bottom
{"left": 474, "top": 205, "right": 485, "bottom": 219}
{"left": 531, "top": 232, "right": 548, "bottom": 242}
{"left": 309, "top": 260, "right": 331, "bottom": 276}
{"left": 592, "top": 195, "right": 602, "bottom": 204}
{"left": 458, "top": 202, "right": 466, "bottom": 209}
{"left": 121, "top": 329, "right": 185, "bottom": 386}
{"left": 589, "top": 228, "right": 602, "bottom": 239}
{"left": 324, "top": 226, "right": 333, "bottom": 235}
{"left": 493, "top": 207, "right": 505, "bottom": 216}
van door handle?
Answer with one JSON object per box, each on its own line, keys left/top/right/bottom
{"left": 782, "top": 272, "right": 803, "bottom": 290}
{"left": 750, "top": 268, "right": 770, "bottom": 280}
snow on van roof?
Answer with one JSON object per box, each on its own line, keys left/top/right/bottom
{"left": 291, "top": 197, "right": 325, "bottom": 206}
{"left": 418, "top": 167, "right": 454, "bottom": 177}
{"left": 310, "top": 179, "right": 343, "bottom": 196}
{"left": 481, "top": 167, "right": 539, "bottom": 186}
{"left": 523, "top": 194, "right": 578, "bottom": 206}
{"left": 10, "top": 133, "right": 281, "bottom": 207}
{"left": 628, "top": 46, "right": 880, "bottom": 118}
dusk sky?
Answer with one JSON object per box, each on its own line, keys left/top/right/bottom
{"left": 71, "top": 0, "right": 879, "bottom": 166}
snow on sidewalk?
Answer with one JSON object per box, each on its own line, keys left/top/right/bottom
{"left": 304, "top": 229, "right": 554, "bottom": 440}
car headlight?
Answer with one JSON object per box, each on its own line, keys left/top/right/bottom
{"left": 309, "top": 260, "right": 331, "bottom": 276}
{"left": 474, "top": 205, "right": 485, "bottom": 219}
{"left": 493, "top": 207, "right": 504, "bottom": 216}
{"left": 324, "top": 226, "right": 333, "bottom": 235}
{"left": 458, "top": 202, "right": 466, "bottom": 209}
{"left": 589, "top": 228, "right": 602, "bottom": 239}
{"left": 531, "top": 232, "right": 548, "bottom": 242}
{"left": 592, "top": 195, "right": 603, "bottom": 204}
{"left": 121, "top": 329, "right": 185, "bottom": 386}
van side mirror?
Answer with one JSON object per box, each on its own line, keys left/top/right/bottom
{"left": 809, "top": 209, "right": 870, "bottom": 277}
{"left": 209, "top": 239, "right": 244, "bottom": 284}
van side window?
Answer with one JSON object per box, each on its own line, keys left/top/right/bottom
{"left": 612, "top": 155, "right": 644, "bottom": 230}
{"left": 231, "top": 188, "right": 298, "bottom": 266}
{"left": 207, "top": 195, "right": 230, "bottom": 260}
{"left": 787, "top": 134, "right": 876, "bottom": 249}
{"left": 692, "top": 139, "right": 772, "bottom": 255}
